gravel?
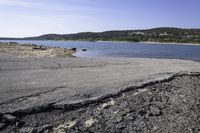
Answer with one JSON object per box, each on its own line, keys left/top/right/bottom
{"left": 1, "top": 74, "right": 200, "bottom": 133}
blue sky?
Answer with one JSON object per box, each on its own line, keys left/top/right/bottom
{"left": 0, "top": 0, "right": 199, "bottom": 37}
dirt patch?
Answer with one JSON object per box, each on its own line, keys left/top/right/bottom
{"left": 0, "top": 42, "right": 76, "bottom": 58}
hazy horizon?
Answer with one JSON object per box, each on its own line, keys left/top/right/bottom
{"left": 0, "top": 0, "right": 199, "bottom": 38}
{"left": 1, "top": 27, "right": 200, "bottom": 38}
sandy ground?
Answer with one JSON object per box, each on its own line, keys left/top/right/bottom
{"left": 0, "top": 43, "right": 200, "bottom": 132}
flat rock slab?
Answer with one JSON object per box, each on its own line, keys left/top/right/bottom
{"left": 0, "top": 57, "right": 200, "bottom": 114}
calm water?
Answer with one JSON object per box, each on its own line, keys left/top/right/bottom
{"left": 1, "top": 40, "right": 200, "bottom": 61}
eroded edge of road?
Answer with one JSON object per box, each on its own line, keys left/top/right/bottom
{"left": 0, "top": 71, "right": 200, "bottom": 131}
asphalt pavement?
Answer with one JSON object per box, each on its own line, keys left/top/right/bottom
{"left": 1, "top": 57, "right": 200, "bottom": 114}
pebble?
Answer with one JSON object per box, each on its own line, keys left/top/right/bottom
{"left": 85, "top": 118, "right": 98, "bottom": 127}
{"left": 150, "top": 106, "right": 161, "bottom": 116}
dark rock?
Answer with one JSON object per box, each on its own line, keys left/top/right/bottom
{"left": 0, "top": 122, "right": 6, "bottom": 130}
{"left": 2, "top": 114, "right": 17, "bottom": 123}
{"left": 138, "top": 110, "right": 147, "bottom": 116}
{"left": 16, "top": 121, "right": 24, "bottom": 128}
{"left": 82, "top": 49, "right": 87, "bottom": 51}
{"left": 19, "top": 127, "right": 37, "bottom": 133}
{"left": 70, "top": 48, "right": 77, "bottom": 51}
{"left": 32, "top": 46, "right": 47, "bottom": 50}
{"left": 9, "top": 42, "right": 18, "bottom": 44}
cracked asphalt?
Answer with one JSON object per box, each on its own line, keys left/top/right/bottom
{"left": 1, "top": 71, "right": 200, "bottom": 133}
{"left": 1, "top": 57, "right": 200, "bottom": 132}
{"left": 1, "top": 57, "right": 200, "bottom": 115}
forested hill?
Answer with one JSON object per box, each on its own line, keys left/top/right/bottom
{"left": 2, "top": 27, "right": 200, "bottom": 44}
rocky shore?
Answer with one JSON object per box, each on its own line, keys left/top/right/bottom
{"left": 0, "top": 42, "right": 76, "bottom": 58}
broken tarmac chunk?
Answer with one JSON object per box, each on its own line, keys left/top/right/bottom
{"left": 2, "top": 114, "right": 17, "bottom": 123}
{"left": 38, "top": 124, "right": 52, "bottom": 133}
{"left": 19, "top": 127, "right": 37, "bottom": 133}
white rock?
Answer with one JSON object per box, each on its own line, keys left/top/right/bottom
{"left": 101, "top": 98, "right": 115, "bottom": 109}
{"left": 54, "top": 120, "right": 77, "bottom": 133}
{"left": 85, "top": 118, "right": 98, "bottom": 128}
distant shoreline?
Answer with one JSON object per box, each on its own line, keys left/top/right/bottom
{"left": 96, "top": 40, "right": 200, "bottom": 46}
{"left": 0, "top": 27, "right": 200, "bottom": 45}
{"left": 1, "top": 39, "right": 200, "bottom": 46}
{"left": 139, "top": 41, "right": 200, "bottom": 46}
